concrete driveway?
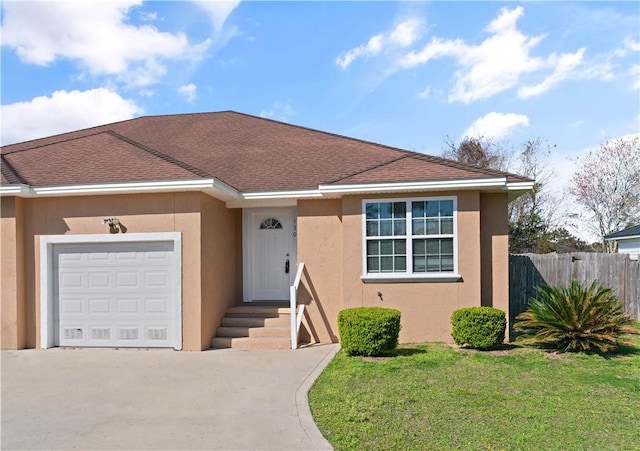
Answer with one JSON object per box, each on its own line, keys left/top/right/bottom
{"left": 1, "top": 344, "right": 339, "bottom": 450}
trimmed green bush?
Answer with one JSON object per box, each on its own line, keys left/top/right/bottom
{"left": 514, "top": 280, "right": 638, "bottom": 353}
{"left": 451, "top": 307, "right": 506, "bottom": 349}
{"left": 338, "top": 307, "right": 401, "bottom": 356}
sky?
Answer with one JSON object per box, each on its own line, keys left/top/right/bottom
{"left": 1, "top": 1, "right": 639, "bottom": 240}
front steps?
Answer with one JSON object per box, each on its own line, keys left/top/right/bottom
{"left": 211, "top": 305, "right": 292, "bottom": 350}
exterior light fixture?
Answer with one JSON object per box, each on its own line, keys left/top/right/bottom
{"left": 99, "top": 217, "right": 127, "bottom": 234}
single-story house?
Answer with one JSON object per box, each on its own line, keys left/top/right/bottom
{"left": 1, "top": 111, "right": 533, "bottom": 351}
{"left": 605, "top": 225, "right": 640, "bottom": 260}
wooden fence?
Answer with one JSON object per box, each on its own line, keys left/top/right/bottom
{"left": 509, "top": 253, "right": 640, "bottom": 327}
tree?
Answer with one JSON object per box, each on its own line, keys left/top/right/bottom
{"left": 442, "top": 136, "right": 510, "bottom": 170}
{"left": 443, "top": 136, "right": 564, "bottom": 253}
{"left": 568, "top": 136, "right": 640, "bottom": 252}
{"left": 508, "top": 139, "right": 562, "bottom": 253}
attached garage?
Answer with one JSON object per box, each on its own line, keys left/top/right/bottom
{"left": 40, "top": 233, "right": 182, "bottom": 350}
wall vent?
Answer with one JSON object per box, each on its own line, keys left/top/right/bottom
{"left": 119, "top": 328, "right": 139, "bottom": 340}
{"left": 147, "top": 328, "right": 168, "bottom": 340}
{"left": 64, "top": 328, "right": 83, "bottom": 340}
{"left": 90, "top": 328, "right": 110, "bottom": 340}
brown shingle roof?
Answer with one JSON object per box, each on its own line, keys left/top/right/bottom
{"left": 1, "top": 111, "right": 531, "bottom": 191}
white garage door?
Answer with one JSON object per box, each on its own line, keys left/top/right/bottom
{"left": 53, "top": 241, "right": 179, "bottom": 348}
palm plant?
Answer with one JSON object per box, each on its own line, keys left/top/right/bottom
{"left": 514, "top": 280, "right": 638, "bottom": 353}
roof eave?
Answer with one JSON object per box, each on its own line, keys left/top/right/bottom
{"left": 318, "top": 177, "right": 515, "bottom": 195}
{"left": 0, "top": 179, "right": 240, "bottom": 202}
{"left": 604, "top": 235, "right": 640, "bottom": 241}
{"left": 0, "top": 184, "right": 33, "bottom": 197}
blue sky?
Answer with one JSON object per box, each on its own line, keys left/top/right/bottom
{"left": 1, "top": 1, "right": 639, "bottom": 238}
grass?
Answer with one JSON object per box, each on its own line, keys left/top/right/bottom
{"left": 308, "top": 326, "right": 640, "bottom": 451}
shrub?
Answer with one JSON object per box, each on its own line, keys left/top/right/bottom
{"left": 451, "top": 307, "right": 506, "bottom": 349}
{"left": 514, "top": 280, "right": 638, "bottom": 353}
{"left": 337, "top": 307, "right": 401, "bottom": 356}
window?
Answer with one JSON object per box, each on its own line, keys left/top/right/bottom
{"left": 363, "top": 197, "right": 457, "bottom": 279}
{"left": 259, "top": 218, "right": 282, "bottom": 230}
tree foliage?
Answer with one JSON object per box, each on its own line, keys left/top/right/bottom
{"left": 443, "top": 136, "right": 571, "bottom": 253}
{"left": 442, "top": 136, "right": 510, "bottom": 170}
{"left": 568, "top": 136, "right": 640, "bottom": 251}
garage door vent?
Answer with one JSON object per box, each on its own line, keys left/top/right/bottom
{"left": 91, "top": 328, "right": 111, "bottom": 340}
{"left": 64, "top": 328, "right": 83, "bottom": 340}
{"left": 119, "top": 328, "right": 139, "bottom": 340}
{"left": 147, "top": 328, "right": 168, "bottom": 340}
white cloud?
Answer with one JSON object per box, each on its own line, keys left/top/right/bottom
{"left": 463, "top": 112, "right": 529, "bottom": 140}
{"left": 1, "top": 88, "right": 142, "bottom": 145}
{"left": 518, "top": 48, "right": 586, "bottom": 98}
{"left": 259, "top": 101, "right": 296, "bottom": 122}
{"left": 178, "top": 83, "right": 198, "bottom": 102}
{"left": 625, "top": 37, "right": 640, "bottom": 52}
{"left": 629, "top": 65, "right": 640, "bottom": 90}
{"left": 399, "top": 7, "right": 554, "bottom": 103}
{"left": 417, "top": 87, "right": 431, "bottom": 99}
{"left": 336, "top": 35, "right": 384, "bottom": 70}
{"left": 394, "top": 6, "right": 619, "bottom": 103}
{"left": 192, "top": 0, "right": 241, "bottom": 32}
{"left": 0, "top": 1, "right": 211, "bottom": 87}
{"left": 336, "top": 17, "right": 425, "bottom": 69}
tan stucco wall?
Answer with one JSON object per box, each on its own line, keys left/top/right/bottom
{"left": 297, "top": 199, "right": 343, "bottom": 343}
{"left": 297, "top": 191, "right": 507, "bottom": 344}
{"left": 200, "top": 195, "right": 242, "bottom": 350}
{"left": 1, "top": 197, "right": 26, "bottom": 349}
{"left": 480, "top": 193, "right": 510, "bottom": 332}
{"left": 0, "top": 192, "right": 240, "bottom": 351}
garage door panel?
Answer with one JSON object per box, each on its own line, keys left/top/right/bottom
{"left": 54, "top": 240, "right": 178, "bottom": 348}
{"left": 57, "top": 297, "right": 84, "bottom": 318}
{"left": 88, "top": 297, "right": 111, "bottom": 314}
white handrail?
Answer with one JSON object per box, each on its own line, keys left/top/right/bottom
{"left": 290, "top": 262, "right": 305, "bottom": 349}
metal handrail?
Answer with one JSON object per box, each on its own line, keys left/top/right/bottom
{"left": 290, "top": 262, "right": 305, "bottom": 349}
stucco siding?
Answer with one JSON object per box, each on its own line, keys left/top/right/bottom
{"left": 200, "top": 194, "right": 242, "bottom": 350}
{"left": 342, "top": 192, "right": 482, "bottom": 343}
{"left": 1, "top": 197, "right": 26, "bottom": 349}
{"left": 297, "top": 191, "right": 490, "bottom": 344}
{"left": 0, "top": 192, "right": 240, "bottom": 351}
{"left": 297, "top": 199, "right": 343, "bottom": 343}
{"left": 480, "top": 193, "right": 510, "bottom": 335}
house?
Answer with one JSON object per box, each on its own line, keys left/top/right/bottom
{"left": 0, "top": 111, "right": 533, "bottom": 351}
{"left": 605, "top": 225, "right": 640, "bottom": 260}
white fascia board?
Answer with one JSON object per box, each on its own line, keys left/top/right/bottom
{"left": 0, "top": 184, "right": 34, "bottom": 196}
{"left": 318, "top": 177, "right": 507, "bottom": 194}
{"left": 30, "top": 178, "right": 240, "bottom": 200}
{"left": 503, "top": 181, "right": 535, "bottom": 191}
{"left": 241, "top": 189, "right": 323, "bottom": 200}
{"left": 605, "top": 235, "right": 640, "bottom": 241}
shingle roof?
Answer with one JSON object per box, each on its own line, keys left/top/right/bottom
{"left": 1, "top": 111, "right": 531, "bottom": 192}
{"left": 604, "top": 225, "right": 640, "bottom": 239}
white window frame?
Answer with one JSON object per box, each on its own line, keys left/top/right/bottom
{"left": 361, "top": 196, "right": 461, "bottom": 282}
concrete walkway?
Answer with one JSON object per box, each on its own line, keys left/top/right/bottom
{"left": 1, "top": 344, "right": 339, "bottom": 450}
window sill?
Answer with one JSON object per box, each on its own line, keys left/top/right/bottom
{"left": 361, "top": 274, "right": 462, "bottom": 283}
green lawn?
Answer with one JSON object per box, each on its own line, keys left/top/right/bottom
{"left": 309, "top": 329, "right": 640, "bottom": 450}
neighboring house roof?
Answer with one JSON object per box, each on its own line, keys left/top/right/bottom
{"left": 604, "top": 225, "right": 640, "bottom": 240}
{"left": 0, "top": 111, "right": 532, "bottom": 199}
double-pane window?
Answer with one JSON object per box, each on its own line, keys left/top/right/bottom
{"left": 364, "top": 198, "right": 456, "bottom": 276}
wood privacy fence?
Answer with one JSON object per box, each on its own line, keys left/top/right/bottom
{"left": 509, "top": 253, "right": 640, "bottom": 327}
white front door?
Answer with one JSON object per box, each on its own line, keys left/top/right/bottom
{"left": 243, "top": 208, "right": 296, "bottom": 301}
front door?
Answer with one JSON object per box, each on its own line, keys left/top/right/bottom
{"left": 243, "top": 208, "right": 296, "bottom": 301}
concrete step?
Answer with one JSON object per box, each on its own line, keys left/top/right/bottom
{"left": 211, "top": 336, "right": 291, "bottom": 350}
{"left": 221, "top": 316, "right": 290, "bottom": 328}
{"left": 216, "top": 326, "right": 290, "bottom": 338}
{"left": 225, "top": 306, "right": 290, "bottom": 317}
